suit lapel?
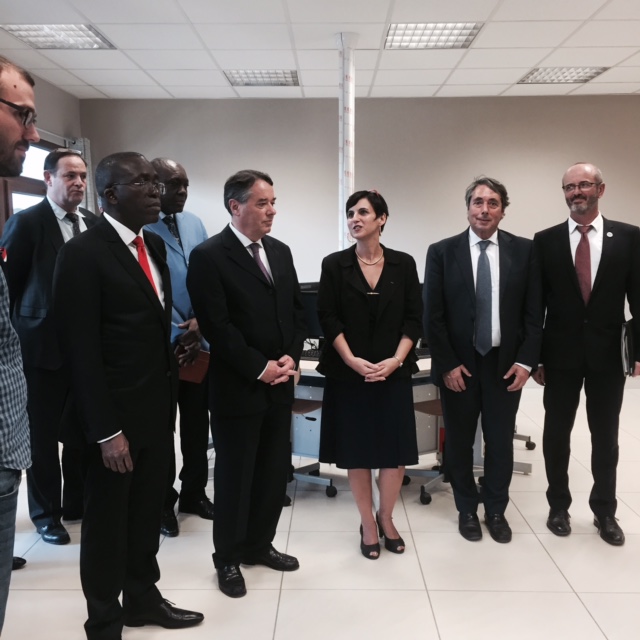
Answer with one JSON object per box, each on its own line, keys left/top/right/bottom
{"left": 555, "top": 223, "right": 583, "bottom": 300}
{"left": 40, "top": 201, "right": 65, "bottom": 253}
{"left": 341, "top": 246, "right": 368, "bottom": 297}
{"left": 498, "top": 230, "right": 513, "bottom": 305}
{"left": 223, "top": 226, "right": 273, "bottom": 287}
{"left": 262, "top": 235, "right": 279, "bottom": 286}
{"left": 592, "top": 217, "right": 614, "bottom": 297}
{"left": 454, "top": 230, "right": 475, "bottom": 300}
{"left": 376, "top": 247, "right": 399, "bottom": 318}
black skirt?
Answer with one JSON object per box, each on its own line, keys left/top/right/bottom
{"left": 319, "top": 375, "right": 418, "bottom": 469}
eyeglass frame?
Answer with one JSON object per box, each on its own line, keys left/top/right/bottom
{"left": 561, "top": 181, "right": 601, "bottom": 193}
{"left": 110, "top": 180, "right": 166, "bottom": 195}
{"left": 0, "top": 97, "right": 37, "bottom": 128}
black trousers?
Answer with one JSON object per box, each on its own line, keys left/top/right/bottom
{"left": 24, "top": 366, "right": 85, "bottom": 526}
{"left": 164, "top": 377, "right": 211, "bottom": 508}
{"left": 543, "top": 365, "right": 625, "bottom": 518}
{"left": 210, "top": 403, "right": 291, "bottom": 567}
{"left": 440, "top": 348, "right": 521, "bottom": 516}
{"left": 81, "top": 431, "right": 170, "bottom": 640}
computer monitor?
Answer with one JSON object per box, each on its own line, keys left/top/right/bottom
{"left": 299, "top": 283, "right": 323, "bottom": 340}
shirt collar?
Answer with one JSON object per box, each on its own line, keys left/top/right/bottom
{"left": 468, "top": 227, "right": 498, "bottom": 247}
{"left": 47, "top": 195, "right": 79, "bottom": 220}
{"left": 228, "top": 222, "right": 263, "bottom": 249}
{"left": 568, "top": 211, "right": 603, "bottom": 235}
{"left": 103, "top": 212, "right": 143, "bottom": 246}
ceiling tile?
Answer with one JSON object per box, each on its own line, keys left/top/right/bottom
{"left": 355, "top": 86, "right": 370, "bottom": 97}
{"left": 494, "top": 0, "right": 607, "bottom": 21}
{"left": 356, "top": 70, "right": 374, "bottom": 86}
{"left": 71, "top": 69, "right": 157, "bottom": 86}
{"left": 619, "top": 50, "right": 640, "bottom": 66}
{"left": 166, "top": 86, "right": 238, "bottom": 98}
{"left": 458, "top": 48, "right": 550, "bottom": 68}
{"left": 59, "top": 85, "right": 110, "bottom": 99}
{"left": 292, "top": 23, "right": 385, "bottom": 50}
{"left": 196, "top": 24, "right": 292, "bottom": 50}
{"left": 356, "top": 51, "right": 380, "bottom": 69}
{"left": 97, "top": 24, "right": 202, "bottom": 50}
{"left": 2, "top": 50, "right": 61, "bottom": 70}
{"left": 287, "top": 0, "right": 390, "bottom": 23}
{"left": 391, "top": 0, "right": 500, "bottom": 22}
{"left": 299, "top": 69, "right": 340, "bottom": 86}
{"left": 296, "top": 50, "right": 340, "bottom": 69}
{"left": 436, "top": 84, "right": 509, "bottom": 96}
{"left": 564, "top": 21, "right": 640, "bottom": 47}
{"left": 147, "top": 69, "right": 228, "bottom": 86}
{"left": 234, "top": 86, "right": 303, "bottom": 98}
{"left": 571, "top": 81, "right": 640, "bottom": 94}
{"left": 0, "top": 1, "right": 85, "bottom": 22}
{"left": 211, "top": 50, "right": 296, "bottom": 69}
{"left": 42, "top": 50, "right": 139, "bottom": 70}
{"left": 370, "top": 85, "right": 440, "bottom": 97}
{"left": 33, "top": 69, "right": 86, "bottom": 85}
{"left": 539, "top": 47, "right": 638, "bottom": 67}
{"left": 447, "top": 68, "right": 528, "bottom": 84}
{"left": 374, "top": 69, "right": 450, "bottom": 85}
{"left": 595, "top": 0, "right": 640, "bottom": 20}
{"left": 502, "top": 84, "right": 576, "bottom": 96}
{"left": 125, "top": 50, "right": 216, "bottom": 70}
{"left": 590, "top": 67, "right": 640, "bottom": 82}
{"left": 378, "top": 50, "right": 465, "bottom": 70}
{"left": 178, "top": 0, "right": 287, "bottom": 23}
{"left": 0, "top": 30, "right": 30, "bottom": 50}
{"left": 303, "top": 86, "right": 340, "bottom": 98}
{"left": 96, "top": 85, "right": 173, "bottom": 98}
{"left": 473, "top": 21, "right": 581, "bottom": 48}
{"left": 70, "top": 0, "right": 187, "bottom": 23}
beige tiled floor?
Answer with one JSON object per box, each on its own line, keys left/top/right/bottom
{"left": 5, "top": 385, "right": 640, "bottom": 639}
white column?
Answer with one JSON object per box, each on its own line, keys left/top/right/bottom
{"left": 337, "top": 33, "right": 358, "bottom": 250}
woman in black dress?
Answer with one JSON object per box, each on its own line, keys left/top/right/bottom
{"left": 317, "top": 190, "right": 422, "bottom": 559}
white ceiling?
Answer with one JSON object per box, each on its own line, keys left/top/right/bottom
{"left": 1, "top": 0, "right": 640, "bottom": 100}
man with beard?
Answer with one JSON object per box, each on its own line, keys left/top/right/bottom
{"left": 533, "top": 162, "right": 640, "bottom": 546}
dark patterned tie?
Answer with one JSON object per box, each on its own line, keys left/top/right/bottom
{"left": 65, "top": 212, "right": 81, "bottom": 237}
{"left": 249, "top": 242, "right": 273, "bottom": 285}
{"left": 475, "top": 240, "right": 492, "bottom": 356}
{"left": 162, "top": 214, "right": 181, "bottom": 247}
{"left": 575, "top": 225, "right": 593, "bottom": 304}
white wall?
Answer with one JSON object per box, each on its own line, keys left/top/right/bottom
{"left": 79, "top": 95, "right": 640, "bottom": 282}
{"left": 32, "top": 73, "right": 82, "bottom": 142}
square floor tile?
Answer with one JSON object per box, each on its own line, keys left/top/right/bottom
{"left": 580, "top": 593, "right": 640, "bottom": 640}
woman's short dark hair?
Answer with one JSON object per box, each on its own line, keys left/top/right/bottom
{"left": 464, "top": 176, "right": 510, "bottom": 210}
{"left": 345, "top": 190, "right": 389, "bottom": 232}
{"left": 223, "top": 169, "right": 273, "bottom": 214}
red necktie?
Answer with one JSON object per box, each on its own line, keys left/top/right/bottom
{"left": 132, "top": 236, "right": 158, "bottom": 295}
{"left": 575, "top": 225, "right": 592, "bottom": 304}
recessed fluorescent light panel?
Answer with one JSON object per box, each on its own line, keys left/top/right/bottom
{"left": 224, "top": 69, "right": 299, "bottom": 87}
{"left": 0, "top": 24, "right": 114, "bottom": 49}
{"left": 385, "top": 23, "right": 482, "bottom": 49}
{"left": 519, "top": 67, "right": 608, "bottom": 84}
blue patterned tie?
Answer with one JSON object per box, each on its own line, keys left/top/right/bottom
{"left": 475, "top": 240, "right": 492, "bottom": 356}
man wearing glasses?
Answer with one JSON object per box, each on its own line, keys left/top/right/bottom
{"left": 0, "top": 54, "right": 38, "bottom": 634}
{"left": 533, "top": 163, "right": 640, "bottom": 546}
{"left": 53, "top": 152, "right": 203, "bottom": 638}
{"left": 1, "top": 147, "right": 98, "bottom": 546}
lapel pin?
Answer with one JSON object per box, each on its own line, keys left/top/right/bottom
{"left": 607, "top": 231, "right": 613, "bottom": 237}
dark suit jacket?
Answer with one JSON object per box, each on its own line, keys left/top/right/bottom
{"left": 316, "top": 245, "right": 423, "bottom": 381}
{"left": 52, "top": 218, "right": 177, "bottom": 446}
{"left": 187, "top": 224, "right": 306, "bottom": 418}
{"left": 534, "top": 217, "right": 640, "bottom": 372}
{"left": 424, "top": 228, "right": 542, "bottom": 387}
{"left": 0, "top": 198, "right": 98, "bottom": 369}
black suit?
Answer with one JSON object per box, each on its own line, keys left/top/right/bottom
{"left": 0, "top": 199, "right": 98, "bottom": 526}
{"left": 424, "top": 228, "right": 542, "bottom": 515}
{"left": 187, "top": 224, "right": 306, "bottom": 566}
{"left": 53, "top": 218, "right": 177, "bottom": 639}
{"left": 534, "top": 217, "right": 640, "bottom": 517}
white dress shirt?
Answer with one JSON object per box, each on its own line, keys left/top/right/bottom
{"left": 47, "top": 196, "right": 89, "bottom": 242}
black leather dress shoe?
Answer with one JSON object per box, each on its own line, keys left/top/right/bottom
{"left": 37, "top": 523, "right": 70, "bottom": 545}
{"left": 124, "top": 599, "right": 204, "bottom": 628}
{"left": 243, "top": 545, "right": 300, "bottom": 571}
{"left": 217, "top": 564, "right": 247, "bottom": 598}
{"left": 484, "top": 514, "right": 512, "bottom": 543}
{"left": 178, "top": 496, "right": 214, "bottom": 520}
{"left": 458, "top": 513, "right": 482, "bottom": 541}
{"left": 160, "top": 508, "right": 179, "bottom": 537}
{"left": 594, "top": 515, "right": 625, "bottom": 546}
{"left": 547, "top": 509, "right": 571, "bottom": 536}
{"left": 12, "top": 556, "right": 26, "bottom": 571}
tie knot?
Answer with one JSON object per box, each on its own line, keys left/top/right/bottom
{"left": 249, "top": 242, "right": 261, "bottom": 257}
{"left": 132, "top": 236, "right": 144, "bottom": 248}
{"left": 478, "top": 240, "right": 491, "bottom": 252}
{"left": 65, "top": 212, "right": 79, "bottom": 223}
{"left": 577, "top": 225, "right": 592, "bottom": 236}
{"left": 162, "top": 214, "right": 174, "bottom": 225}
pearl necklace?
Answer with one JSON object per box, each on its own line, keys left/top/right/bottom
{"left": 355, "top": 248, "right": 384, "bottom": 266}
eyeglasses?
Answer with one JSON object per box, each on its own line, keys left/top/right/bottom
{"left": 111, "top": 180, "right": 166, "bottom": 195}
{"left": 0, "top": 97, "right": 37, "bottom": 128}
{"left": 561, "top": 181, "right": 600, "bottom": 193}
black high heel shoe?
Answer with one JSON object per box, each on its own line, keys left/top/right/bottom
{"left": 376, "top": 513, "right": 405, "bottom": 554}
{"left": 359, "top": 525, "right": 380, "bottom": 560}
